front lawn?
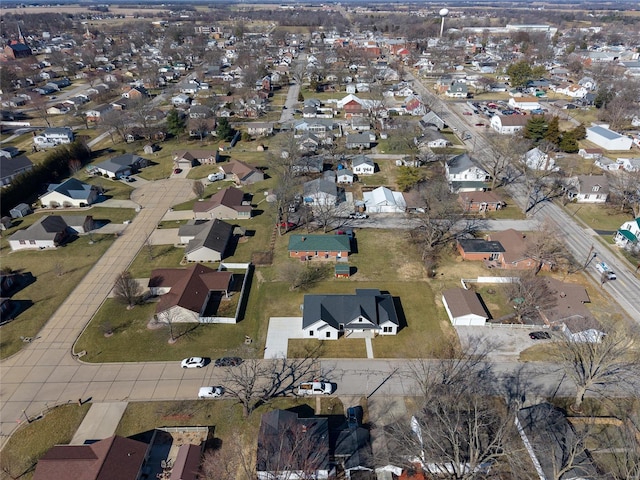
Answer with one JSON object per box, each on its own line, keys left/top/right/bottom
{"left": 127, "top": 245, "right": 186, "bottom": 278}
{"left": 0, "top": 403, "right": 91, "bottom": 479}
{"left": 0, "top": 210, "right": 130, "bottom": 359}
{"left": 562, "top": 203, "right": 634, "bottom": 232}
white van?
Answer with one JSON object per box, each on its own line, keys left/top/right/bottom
{"left": 208, "top": 172, "right": 225, "bottom": 182}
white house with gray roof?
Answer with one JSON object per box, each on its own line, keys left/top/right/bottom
{"left": 40, "top": 178, "right": 100, "bottom": 207}
{"left": 93, "top": 154, "right": 148, "bottom": 179}
{"left": 445, "top": 153, "right": 490, "bottom": 193}
{"left": 586, "top": 125, "right": 632, "bottom": 151}
{"left": 302, "top": 289, "right": 400, "bottom": 340}
{"left": 33, "top": 127, "right": 74, "bottom": 150}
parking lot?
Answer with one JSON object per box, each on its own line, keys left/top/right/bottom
{"left": 455, "top": 325, "right": 553, "bottom": 361}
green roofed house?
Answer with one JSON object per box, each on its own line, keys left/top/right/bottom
{"left": 614, "top": 217, "right": 640, "bottom": 251}
{"left": 288, "top": 234, "right": 351, "bottom": 261}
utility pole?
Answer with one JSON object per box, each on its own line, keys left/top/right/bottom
{"left": 583, "top": 245, "right": 596, "bottom": 270}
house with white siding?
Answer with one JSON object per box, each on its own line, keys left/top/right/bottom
{"left": 586, "top": 125, "right": 633, "bottom": 151}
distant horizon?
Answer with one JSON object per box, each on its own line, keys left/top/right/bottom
{"left": 2, "top": 0, "right": 639, "bottom": 5}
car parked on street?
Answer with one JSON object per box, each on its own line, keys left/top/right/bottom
{"left": 198, "top": 386, "right": 224, "bottom": 398}
{"left": 181, "top": 357, "right": 206, "bottom": 368}
{"left": 214, "top": 357, "right": 243, "bottom": 367}
{"left": 529, "top": 331, "right": 551, "bottom": 340}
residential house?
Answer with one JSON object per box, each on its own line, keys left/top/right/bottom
{"left": 93, "top": 154, "right": 148, "bottom": 179}
{"left": 180, "top": 219, "right": 233, "bottom": 263}
{"left": 458, "top": 191, "right": 505, "bottom": 212}
{"left": 193, "top": 187, "right": 251, "bottom": 220}
{"left": 246, "top": 122, "right": 274, "bottom": 136}
{"left": 487, "top": 229, "right": 551, "bottom": 270}
{"left": 303, "top": 178, "right": 341, "bottom": 206}
{"left": 616, "top": 157, "right": 640, "bottom": 172}
{"left": 490, "top": 114, "right": 529, "bottom": 134}
{"left": 33, "top": 127, "right": 74, "bottom": 149}
{"left": 46, "top": 104, "right": 70, "bottom": 115}
{"left": 516, "top": 403, "right": 599, "bottom": 480}
{"left": 171, "top": 94, "right": 191, "bottom": 107}
{"left": 0, "top": 146, "right": 20, "bottom": 158}
{"left": 291, "top": 155, "right": 324, "bottom": 175}
{"left": 148, "top": 263, "right": 234, "bottom": 322}
{"left": 351, "top": 155, "right": 375, "bottom": 175}
{"left": 8, "top": 215, "right": 76, "bottom": 251}
{"left": 565, "top": 175, "right": 609, "bottom": 203}
{"left": 363, "top": 186, "right": 406, "bottom": 213}
{"left": 219, "top": 160, "right": 264, "bottom": 185}
{"left": 586, "top": 125, "right": 633, "bottom": 151}
{"left": 337, "top": 94, "right": 368, "bottom": 118}
{"left": 40, "top": 178, "right": 100, "bottom": 208}
{"left": 32, "top": 435, "right": 150, "bottom": 480}
{"left": 188, "top": 105, "right": 213, "bottom": 119}
{"left": 441, "top": 288, "right": 490, "bottom": 326}
{"left": 336, "top": 168, "right": 354, "bottom": 184}
{"left": 173, "top": 149, "right": 218, "bottom": 169}
{"left": 578, "top": 148, "right": 603, "bottom": 160}
{"left": 420, "top": 111, "right": 446, "bottom": 130}
{"left": 288, "top": 234, "right": 351, "bottom": 261}
{"left": 415, "top": 129, "right": 451, "bottom": 149}
{"left": 85, "top": 104, "right": 112, "bottom": 122}
{"left": 523, "top": 148, "right": 558, "bottom": 171}
{"left": 9, "top": 203, "right": 31, "bottom": 218}
{"left": 351, "top": 117, "right": 371, "bottom": 131}
{"left": 445, "top": 153, "right": 490, "bottom": 193}
{"left": 0, "top": 154, "right": 33, "bottom": 186}
{"left": 457, "top": 238, "right": 505, "bottom": 262}
{"left": 257, "top": 410, "right": 333, "bottom": 480}
{"left": 334, "top": 426, "right": 374, "bottom": 477}
{"left": 614, "top": 217, "right": 640, "bottom": 251}
{"left": 302, "top": 289, "right": 400, "bottom": 339}
{"left": 346, "top": 133, "right": 376, "bottom": 150}
{"left": 298, "top": 133, "right": 321, "bottom": 153}
{"left": 508, "top": 97, "right": 541, "bottom": 110}
{"left": 445, "top": 82, "right": 468, "bottom": 98}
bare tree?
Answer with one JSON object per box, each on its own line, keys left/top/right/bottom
{"left": 524, "top": 220, "right": 573, "bottom": 274}
{"left": 387, "top": 338, "right": 526, "bottom": 479}
{"left": 30, "top": 95, "right": 52, "bottom": 127}
{"left": 113, "top": 271, "right": 142, "bottom": 308}
{"left": 409, "top": 179, "right": 481, "bottom": 274}
{"left": 192, "top": 180, "right": 205, "bottom": 199}
{"left": 222, "top": 349, "right": 322, "bottom": 417}
{"left": 201, "top": 437, "right": 255, "bottom": 480}
{"left": 101, "top": 109, "right": 127, "bottom": 143}
{"left": 608, "top": 170, "right": 640, "bottom": 218}
{"left": 279, "top": 262, "right": 331, "bottom": 291}
{"left": 551, "top": 327, "right": 640, "bottom": 412}
{"left": 506, "top": 273, "right": 556, "bottom": 323}
{"left": 601, "top": 401, "right": 640, "bottom": 480}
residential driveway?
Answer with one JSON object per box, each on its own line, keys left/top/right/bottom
{"left": 264, "top": 317, "right": 304, "bottom": 359}
{"left": 162, "top": 210, "right": 194, "bottom": 221}
{"left": 93, "top": 223, "right": 128, "bottom": 235}
{"left": 98, "top": 198, "right": 141, "bottom": 210}
{"left": 148, "top": 228, "right": 180, "bottom": 245}
{"left": 70, "top": 402, "right": 128, "bottom": 445}
{"left": 455, "top": 325, "right": 551, "bottom": 361}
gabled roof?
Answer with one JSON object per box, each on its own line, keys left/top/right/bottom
{"left": 458, "top": 239, "right": 505, "bottom": 254}
{"left": 442, "top": 288, "right": 489, "bottom": 319}
{"left": 220, "top": 159, "right": 261, "bottom": 181}
{"left": 493, "top": 114, "right": 529, "bottom": 127}
{"left": 351, "top": 155, "right": 374, "bottom": 168}
{"left": 576, "top": 174, "right": 608, "bottom": 194}
{"left": 44, "top": 178, "right": 95, "bottom": 200}
{"left": 302, "top": 289, "right": 398, "bottom": 330}
{"left": 334, "top": 427, "right": 374, "bottom": 471}
{"left": 193, "top": 187, "right": 249, "bottom": 213}
{"left": 446, "top": 153, "right": 484, "bottom": 174}
{"left": 303, "top": 178, "right": 338, "bottom": 197}
{"left": 0, "top": 154, "right": 33, "bottom": 179}
{"left": 458, "top": 191, "right": 504, "bottom": 205}
{"left": 185, "top": 219, "right": 233, "bottom": 256}
{"left": 487, "top": 229, "right": 531, "bottom": 264}
{"left": 33, "top": 435, "right": 148, "bottom": 480}
{"left": 364, "top": 186, "right": 406, "bottom": 208}
{"left": 149, "top": 263, "right": 233, "bottom": 314}
{"left": 10, "top": 215, "right": 68, "bottom": 242}
{"left": 587, "top": 125, "right": 624, "bottom": 140}
{"left": 288, "top": 234, "right": 351, "bottom": 253}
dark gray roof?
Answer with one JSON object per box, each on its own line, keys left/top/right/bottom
{"left": 517, "top": 403, "right": 599, "bottom": 480}
{"left": 447, "top": 153, "right": 476, "bottom": 174}
{"left": 185, "top": 219, "right": 233, "bottom": 256}
{"left": 257, "top": 410, "right": 330, "bottom": 474}
{"left": 45, "top": 178, "right": 94, "bottom": 200}
{"left": 302, "top": 289, "right": 399, "bottom": 330}
{"left": 0, "top": 154, "right": 33, "bottom": 180}
{"left": 10, "top": 215, "right": 68, "bottom": 242}
{"left": 346, "top": 133, "right": 373, "bottom": 144}
{"left": 304, "top": 178, "right": 338, "bottom": 197}
{"left": 458, "top": 239, "right": 505, "bottom": 254}
{"left": 351, "top": 155, "right": 374, "bottom": 167}
{"left": 334, "top": 427, "right": 374, "bottom": 471}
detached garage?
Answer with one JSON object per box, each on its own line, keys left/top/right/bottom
{"left": 442, "top": 288, "right": 489, "bottom": 326}
{"left": 586, "top": 125, "right": 633, "bottom": 151}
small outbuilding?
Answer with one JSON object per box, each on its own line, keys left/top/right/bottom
{"left": 442, "top": 288, "right": 489, "bottom": 326}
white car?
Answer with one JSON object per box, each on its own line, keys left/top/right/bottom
{"left": 198, "top": 386, "right": 224, "bottom": 399}
{"left": 297, "top": 381, "right": 334, "bottom": 395}
{"left": 181, "top": 357, "right": 206, "bottom": 369}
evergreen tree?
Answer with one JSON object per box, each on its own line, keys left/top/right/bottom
{"left": 216, "top": 117, "right": 235, "bottom": 141}
{"left": 594, "top": 87, "right": 613, "bottom": 109}
{"left": 559, "top": 131, "right": 579, "bottom": 153}
{"left": 506, "top": 61, "right": 533, "bottom": 87}
{"left": 297, "top": 91, "right": 305, "bottom": 102}
{"left": 166, "top": 109, "right": 185, "bottom": 137}
{"left": 543, "top": 116, "right": 561, "bottom": 146}
{"left": 571, "top": 123, "right": 587, "bottom": 140}
{"left": 524, "top": 115, "right": 547, "bottom": 143}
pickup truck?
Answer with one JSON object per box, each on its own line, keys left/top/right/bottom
{"left": 297, "top": 381, "right": 334, "bottom": 396}
{"left": 595, "top": 261, "right": 617, "bottom": 280}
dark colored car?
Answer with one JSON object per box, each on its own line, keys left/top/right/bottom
{"left": 173, "top": 168, "right": 182, "bottom": 174}
{"left": 347, "top": 406, "right": 363, "bottom": 429}
{"left": 529, "top": 331, "right": 551, "bottom": 340}
{"left": 214, "top": 357, "right": 243, "bottom": 367}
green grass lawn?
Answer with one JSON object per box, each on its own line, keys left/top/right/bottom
{"left": 0, "top": 209, "right": 132, "bottom": 359}
{"left": 563, "top": 203, "right": 634, "bottom": 232}
{"left": 127, "top": 245, "right": 186, "bottom": 277}
{"left": 0, "top": 403, "right": 91, "bottom": 479}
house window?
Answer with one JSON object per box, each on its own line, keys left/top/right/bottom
{"left": 309, "top": 330, "right": 314, "bottom": 336}
{"left": 29, "top": 240, "right": 36, "bottom": 244}
{"left": 383, "top": 326, "right": 393, "bottom": 333}
{"left": 358, "top": 317, "right": 363, "bottom": 322}
{"left": 593, "top": 186, "right": 600, "bottom": 192}
{"left": 19, "top": 240, "right": 26, "bottom": 245}
{"left": 326, "top": 332, "right": 331, "bottom": 338}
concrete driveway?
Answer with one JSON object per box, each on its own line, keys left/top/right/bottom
{"left": 148, "top": 228, "right": 180, "bottom": 245}
{"left": 455, "top": 325, "right": 552, "bottom": 361}
{"left": 264, "top": 317, "right": 304, "bottom": 359}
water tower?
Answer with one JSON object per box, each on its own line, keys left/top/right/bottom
{"left": 439, "top": 8, "right": 449, "bottom": 38}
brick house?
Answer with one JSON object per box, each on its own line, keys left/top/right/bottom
{"left": 288, "top": 235, "right": 351, "bottom": 261}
